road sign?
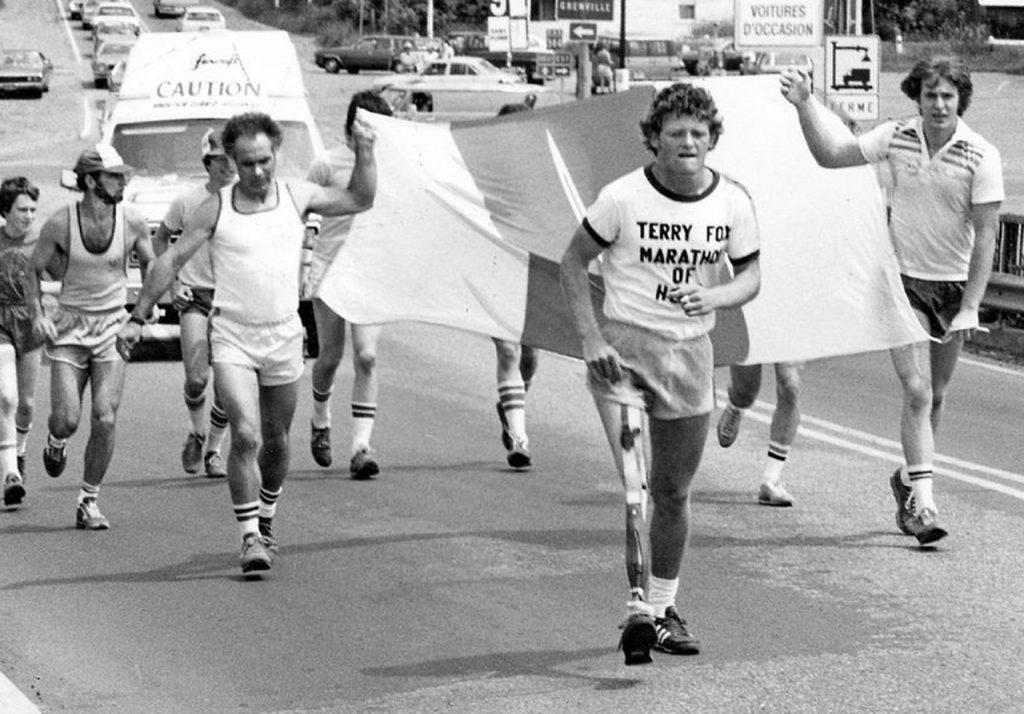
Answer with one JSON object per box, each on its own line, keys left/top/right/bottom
{"left": 734, "top": 0, "right": 823, "bottom": 48}
{"left": 487, "top": 16, "right": 510, "bottom": 52}
{"left": 568, "top": 22, "right": 597, "bottom": 42}
{"left": 546, "top": 28, "right": 563, "bottom": 49}
{"left": 824, "top": 35, "right": 880, "bottom": 121}
{"left": 557, "top": 0, "right": 612, "bottom": 21}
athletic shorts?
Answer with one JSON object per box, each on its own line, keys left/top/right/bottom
{"left": 179, "top": 287, "right": 215, "bottom": 318}
{"left": 208, "top": 310, "right": 304, "bottom": 387}
{"left": 901, "top": 275, "right": 965, "bottom": 342}
{"left": 45, "top": 306, "right": 126, "bottom": 368}
{"left": 587, "top": 320, "right": 714, "bottom": 420}
{"left": 0, "top": 303, "right": 43, "bottom": 357}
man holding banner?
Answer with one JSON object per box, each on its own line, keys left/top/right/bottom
{"left": 561, "top": 83, "right": 761, "bottom": 664}
{"left": 780, "top": 56, "right": 1004, "bottom": 547}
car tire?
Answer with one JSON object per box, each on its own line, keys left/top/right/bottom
{"left": 323, "top": 58, "right": 340, "bottom": 74}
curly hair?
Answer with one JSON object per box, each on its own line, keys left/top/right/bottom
{"left": 639, "top": 83, "right": 724, "bottom": 154}
{"left": 222, "top": 112, "right": 284, "bottom": 156}
{"left": 900, "top": 55, "right": 973, "bottom": 116}
{"left": 0, "top": 176, "right": 40, "bottom": 217}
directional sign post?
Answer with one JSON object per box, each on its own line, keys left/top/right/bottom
{"left": 568, "top": 22, "right": 597, "bottom": 43}
{"left": 824, "top": 34, "right": 880, "bottom": 121}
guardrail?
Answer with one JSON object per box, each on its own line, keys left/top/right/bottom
{"left": 987, "top": 212, "right": 1024, "bottom": 315}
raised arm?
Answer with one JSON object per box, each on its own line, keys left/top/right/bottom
{"left": 560, "top": 225, "right": 624, "bottom": 382}
{"left": 301, "top": 117, "right": 377, "bottom": 217}
{"left": 779, "top": 69, "right": 868, "bottom": 169}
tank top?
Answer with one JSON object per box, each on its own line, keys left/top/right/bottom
{"left": 209, "top": 180, "right": 306, "bottom": 324}
{"left": 60, "top": 203, "right": 128, "bottom": 313}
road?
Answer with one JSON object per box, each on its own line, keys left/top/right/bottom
{"left": 2, "top": 3, "right": 1024, "bottom": 712}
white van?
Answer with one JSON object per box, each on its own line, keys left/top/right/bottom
{"left": 100, "top": 30, "right": 324, "bottom": 345}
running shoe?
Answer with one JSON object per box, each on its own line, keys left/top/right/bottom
{"left": 43, "top": 439, "right": 67, "bottom": 478}
{"left": 240, "top": 532, "right": 272, "bottom": 574}
{"left": 758, "top": 482, "right": 794, "bottom": 507}
{"left": 181, "top": 432, "right": 205, "bottom": 474}
{"left": 618, "top": 612, "right": 657, "bottom": 666}
{"left": 654, "top": 606, "right": 701, "bottom": 655}
{"left": 16, "top": 454, "right": 25, "bottom": 479}
{"left": 349, "top": 446, "right": 379, "bottom": 480}
{"left": 507, "top": 438, "right": 532, "bottom": 470}
{"left": 716, "top": 404, "right": 743, "bottom": 448}
{"left": 75, "top": 498, "right": 110, "bottom": 530}
{"left": 889, "top": 468, "right": 915, "bottom": 536}
{"left": 495, "top": 401, "right": 513, "bottom": 451}
{"left": 904, "top": 507, "right": 948, "bottom": 546}
{"left": 3, "top": 473, "right": 25, "bottom": 507}
{"left": 258, "top": 516, "right": 278, "bottom": 554}
{"left": 311, "top": 423, "right": 332, "bottom": 467}
{"left": 204, "top": 451, "right": 227, "bottom": 479}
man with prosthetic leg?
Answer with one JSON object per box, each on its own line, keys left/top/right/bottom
{"left": 561, "top": 83, "right": 761, "bottom": 663}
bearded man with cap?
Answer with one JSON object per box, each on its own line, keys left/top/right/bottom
{"left": 24, "top": 144, "right": 155, "bottom": 530}
{"left": 153, "top": 128, "right": 236, "bottom": 479}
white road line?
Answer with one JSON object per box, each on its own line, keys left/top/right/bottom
{"left": 960, "top": 355, "right": 1024, "bottom": 377}
{"left": 56, "top": 0, "right": 82, "bottom": 64}
{"left": 714, "top": 389, "right": 1024, "bottom": 501}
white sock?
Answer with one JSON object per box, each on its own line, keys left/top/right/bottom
{"left": 907, "top": 464, "right": 936, "bottom": 513}
{"left": 646, "top": 576, "right": 679, "bottom": 619}
{"left": 351, "top": 403, "right": 376, "bottom": 452}
{"left": 762, "top": 442, "right": 790, "bottom": 486}
{"left": 312, "top": 388, "right": 332, "bottom": 429}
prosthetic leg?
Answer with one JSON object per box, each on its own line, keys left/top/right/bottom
{"left": 617, "top": 404, "right": 656, "bottom": 665}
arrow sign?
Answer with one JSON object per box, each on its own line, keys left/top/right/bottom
{"left": 569, "top": 22, "right": 597, "bottom": 41}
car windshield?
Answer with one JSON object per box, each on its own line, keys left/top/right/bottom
{"left": 99, "top": 42, "right": 133, "bottom": 56}
{"left": 111, "top": 120, "right": 315, "bottom": 180}
{"left": 98, "top": 6, "right": 133, "bottom": 14}
{"left": 188, "top": 12, "right": 220, "bottom": 20}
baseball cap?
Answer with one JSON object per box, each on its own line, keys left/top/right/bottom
{"left": 201, "top": 128, "right": 226, "bottom": 158}
{"left": 73, "top": 144, "right": 132, "bottom": 177}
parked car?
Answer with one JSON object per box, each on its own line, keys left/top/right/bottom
{"left": 448, "top": 30, "right": 552, "bottom": 85}
{"left": 91, "top": 19, "right": 140, "bottom": 55}
{"left": 91, "top": 38, "right": 134, "bottom": 88}
{"left": 0, "top": 50, "right": 54, "bottom": 98}
{"left": 679, "top": 37, "right": 743, "bottom": 75}
{"left": 597, "top": 36, "right": 687, "bottom": 81}
{"left": 740, "top": 50, "right": 814, "bottom": 80}
{"left": 153, "top": 0, "right": 200, "bottom": 18}
{"left": 176, "top": 6, "right": 226, "bottom": 32}
{"left": 372, "top": 56, "right": 524, "bottom": 91}
{"left": 67, "top": 0, "right": 83, "bottom": 20}
{"left": 314, "top": 35, "right": 435, "bottom": 74}
{"left": 81, "top": 0, "right": 130, "bottom": 28}
{"left": 93, "top": 2, "right": 141, "bottom": 34}
{"left": 379, "top": 80, "right": 564, "bottom": 122}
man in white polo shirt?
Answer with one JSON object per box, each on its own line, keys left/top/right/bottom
{"left": 780, "top": 55, "right": 1004, "bottom": 546}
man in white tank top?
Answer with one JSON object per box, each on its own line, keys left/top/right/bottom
{"left": 118, "top": 111, "right": 377, "bottom": 576}
{"left": 154, "top": 129, "right": 236, "bottom": 480}
{"left": 25, "top": 144, "right": 156, "bottom": 531}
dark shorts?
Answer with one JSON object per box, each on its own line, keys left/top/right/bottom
{"left": 901, "top": 275, "right": 965, "bottom": 342}
{"left": 0, "top": 303, "right": 44, "bottom": 357}
{"left": 180, "top": 287, "right": 215, "bottom": 318}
